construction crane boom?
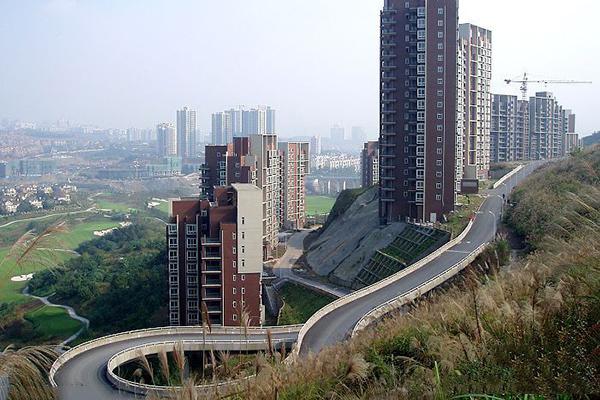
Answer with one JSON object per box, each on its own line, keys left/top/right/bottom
{"left": 505, "top": 72, "right": 592, "bottom": 100}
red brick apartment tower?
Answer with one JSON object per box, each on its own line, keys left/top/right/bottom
{"left": 278, "top": 141, "right": 310, "bottom": 230}
{"left": 201, "top": 138, "right": 257, "bottom": 201}
{"left": 361, "top": 141, "right": 380, "bottom": 188}
{"left": 379, "top": 0, "right": 457, "bottom": 224}
{"left": 167, "top": 183, "right": 264, "bottom": 327}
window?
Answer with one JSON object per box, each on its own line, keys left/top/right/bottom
{"left": 437, "top": 43, "right": 444, "bottom": 50}
{"left": 416, "top": 192, "right": 424, "bottom": 202}
{"left": 437, "top": 113, "right": 443, "bottom": 120}
{"left": 187, "top": 250, "right": 197, "bottom": 260}
{"left": 241, "top": 275, "right": 246, "bottom": 281}
{"left": 417, "top": 111, "right": 425, "bottom": 121}
{"left": 241, "top": 245, "right": 245, "bottom": 254}
{"left": 436, "top": 171, "right": 442, "bottom": 178}
{"left": 168, "top": 224, "right": 177, "bottom": 235}
{"left": 169, "top": 237, "right": 178, "bottom": 247}
{"left": 417, "top": 88, "right": 425, "bottom": 98}
{"left": 417, "top": 64, "right": 425, "bottom": 75}
{"left": 241, "top": 259, "right": 245, "bottom": 267}
{"left": 417, "top": 53, "right": 425, "bottom": 63}
{"left": 437, "top": 54, "right": 444, "bottom": 62}
{"left": 417, "top": 77, "right": 426, "bottom": 87}
{"left": 241, "top": 288, "right": 246, "bottom": 295}
{"left": 169, "top": 250, "right": 178, "bottom": 260}
{"left": 436, "top": 194, "right": 442, "bottom": 201}
{"left": 417, "top": 30, "right": 425, "bottom": 40}
{"left": 437, "top": 148, "right": 443, "bottom": 155}
{"left": 437, "top": 101, "right": 443, "bottom": 108}
{"left": 233, "top": 300, "right": 237, "bottom": 308}
{"left": 437, "top": 78, "right": 444, "bottom": 85}
{"left": 241, "top": 216, "right": 245, "bottom": 225}
{"left": 438, "top": 7, "right": 444, "bottom": 15}
{"left": 233, "top": 275, "right": 237, "bottom": 282}
{"left": 437, "top": 89, "right": 444, "bottom": 96}
{"left": 187, "top": 275, "right": 197, "bottom": 285}
{"left": 437, "top": 31, "right": 444, "bottom": 38}
{"left": 436, "top": 182, "right": 442, "bottom": 189}
{"left": 437, "top": 66, "right": 443, "bottom": 73}
{"left": 232, "top": 247, "right": 236, "bottom": 254}
{"left": 232, "top": 314, "right": 237, "bottom": 321}
{"left": 241, "top": 231, "right": 245, "bottom": 239}
{"left": 186, "top": 224, "right": 197, "bottom": 235}
{"left": 170, "top": 276, "right": 178, "bottom": 284}
{"left": 186, "top": 238, "right": 197, "bottom": 247}
{"left": 233, "top": 288, "right": 237, "bottom": 295}
{"left": 437, "top": 20, "right": 444, "bottom": 27}
{"left": 417, "top": 18, "right": 425, "bottom": 29}
{"left": 169, "top": 263, "right": 178, "bottom": 272}
{"left": 200, "top": 209, "right": 207, "bottom": 217}
{"left": 417, "top": 7, "right": 425, "bottom": 16}
{"left": 436, "top": 160, "right": 443, "bottom": 166}
{"left": 417, "top": 99, "right": 425, "bottom": 109}
{"left": 416, "top": 181, "right": 424, "bottom": 189}
{"left": 437, "top": 136, "right": 443, "bottom": 143}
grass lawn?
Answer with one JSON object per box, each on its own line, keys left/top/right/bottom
{"left": 155, "top": 201, "right": 170, "bottom": 214}
{"left": 277, "top": 283, "right": 333, "bottom": 325}
{"left": 95, "top": 198, "right": 137, "bottom": 213}
{"left": 24, "top": 305, "right": 82, "bottom": 341}
{"left": 306, "top": 195, "right": 336, "bottom": 216}
{"left": 0, "top": 216, "right": 121, "bottom": 304}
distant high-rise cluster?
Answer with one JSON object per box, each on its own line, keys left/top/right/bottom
{"left": 490, "top": 92, "right": 577, "bottom": 162}
{"left": 211, "top": 106, "right": 276, "bottom": 145}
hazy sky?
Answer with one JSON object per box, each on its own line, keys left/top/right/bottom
{"left": 0, "top": 0, "right": 598, "bottom": 138}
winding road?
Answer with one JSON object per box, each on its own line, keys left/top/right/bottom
{"left": 51, "top": 162, "right": 542, "bottom": 399}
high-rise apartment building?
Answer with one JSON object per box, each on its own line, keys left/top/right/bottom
{"left": 310, "top": 135, "right": 322, "bottom": 155}
{"left": 177, "top": 107, "right": 197, "bottom": 158}
{"left": 278, "top": 142, "right": 310, "bottom": 230}
{"left": 361, "top": 141, "right": 379, "bottom": 188}
{"left": 490, "top": 95, "right": 529, "bottom": 162}
{"left": 167, "top": 184, "right": 263, "bottom": 327}
{"left": 330, "top": 124, "right": 345, "bottom": 142}
{"left": 379, "top": 0, "right": 458, "bottom": 224}
{"left": 157, "top": 123, "right": 177, "bottom": 157}
{"left": 564, "top": 110, "right": 579, "bottom": 154}
{"left": 211, "top": 112, "right": 233, "bottom": 145}
{"left": 202, "top": 135, "right": 282, "bottom": 258}
{"left": 458, "top": 23, "right": 492, "bottom": 180}
{"left": 529, "top": 92, "right": 566, "bottom": 160}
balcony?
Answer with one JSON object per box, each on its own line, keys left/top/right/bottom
{"left": 204, "top": 276, "right": 222, "bottom": 286}
{"left": 204, "top": 288, "right": 221, "bottom": 300}
{"left": 203, "top": 250, "right": 221, "bottom": 259}
{"left": 201, "top": 237, "right": 221, "bottom": 246}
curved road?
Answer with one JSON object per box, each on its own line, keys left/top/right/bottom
{"left": 55, "top": 329, "right": 299, "bottom": 400}
{"left": 299, "top": 161, "right": 541, "bottom": 354}
{"left": 53, "top": 162, "right": 542, "bottom": 399}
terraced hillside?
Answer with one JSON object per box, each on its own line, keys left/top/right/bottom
{"left": 352, "top": 225, "right": 449, "bottom": 288}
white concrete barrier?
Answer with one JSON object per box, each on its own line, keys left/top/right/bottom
{"left": 49, "top": 324, "right": 302, "bottom": 387}
{"left": 352, "top": 243, "right": 487, "bottom": 334}
{"left": 106, "top": 338, "right": 289, "bottom": 397}
{"left": 493, "top": 164, "right": 524, "bottom": 189}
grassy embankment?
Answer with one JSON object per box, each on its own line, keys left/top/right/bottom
{"left": 276, "top": 283, "right": 334, "bottom": 325}
{"left": 222, "top": 148, "right": 600, "bottom": 399}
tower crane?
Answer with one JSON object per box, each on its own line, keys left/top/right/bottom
{"left": 504, "top": 72, "right": 592, "bottom": 100}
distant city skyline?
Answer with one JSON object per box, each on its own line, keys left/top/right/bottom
{"left": 0, "top": 0, "right": 598, "bottom": 137}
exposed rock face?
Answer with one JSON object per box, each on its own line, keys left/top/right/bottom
{"left": 305, "top": 187, "right": 406, "bottom": 285}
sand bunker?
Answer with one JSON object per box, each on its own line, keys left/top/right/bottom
{"left": 11, "top": 273, "right": 34, "bottom": 282}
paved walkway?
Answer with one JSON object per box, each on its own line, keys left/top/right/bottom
{"left": 22, "top": 286, "right": 90, "bottom": 346}
{"left": 273, "top": 230, "right": 350, "bottom": 298}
